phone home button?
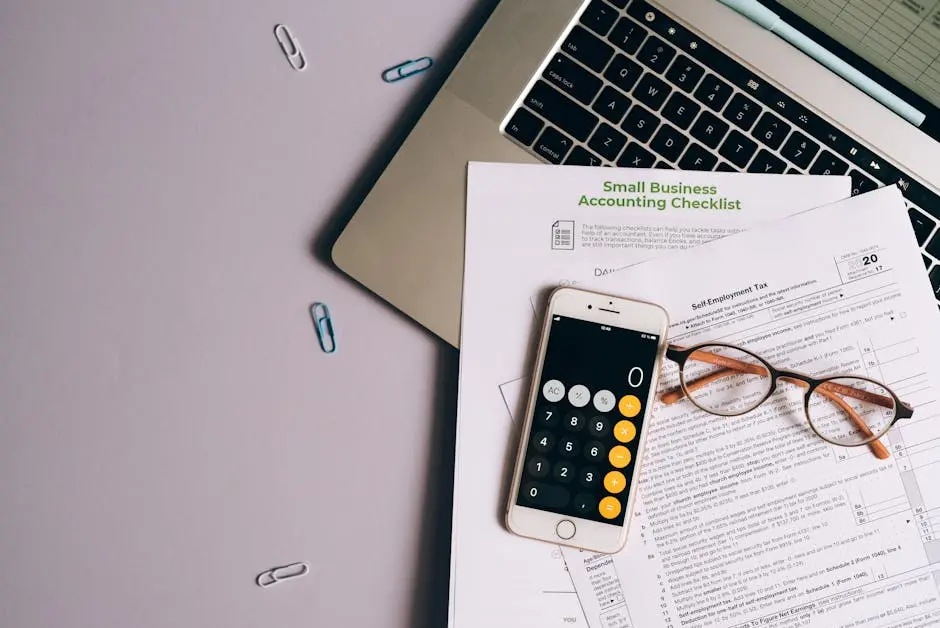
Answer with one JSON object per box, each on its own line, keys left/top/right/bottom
{"left": 556, "top": 519, "right": 576, "bottom": 540}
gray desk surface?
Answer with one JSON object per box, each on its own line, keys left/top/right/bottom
{"left": 0, "top": 1, "right": 486, "bottom": 625}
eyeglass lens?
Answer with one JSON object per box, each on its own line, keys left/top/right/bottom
{"left": 681, "top": 345, "right": 772, "bottom": 416}
{"left": 806, "top": 377, "right": 896, "bottom": 446}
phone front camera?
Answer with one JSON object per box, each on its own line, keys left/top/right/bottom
{"left": 588, "top": 305, "right": 593, "bottom": 309}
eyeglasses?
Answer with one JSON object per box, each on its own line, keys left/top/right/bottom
{"left": 660, "top": 343, "right": 914, "bottom": 459}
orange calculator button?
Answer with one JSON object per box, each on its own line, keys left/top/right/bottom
{"left": 618, "top": 395, "right": 641, "bottom": 418}
{"left": 614, "top": 420, "right": 637, "bottom": 443}
{"left": 608, "top": 445, "right": 632, "bottom": 468}
{"left": 599, "top": 496, "right": 622, "bottom": 519}
{"left": 603, "top": 471, "right": 626, "bottom": 494}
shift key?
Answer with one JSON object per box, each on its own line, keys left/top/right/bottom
{"left": 524, "top": 80, "right": 599, "bottom": 142}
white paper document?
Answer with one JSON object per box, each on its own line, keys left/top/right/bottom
{"left": 449, "top": 162, "right": 851, "bottom": 627}
{"left": 560, "top": 186, "right": 940, "bottom": 628}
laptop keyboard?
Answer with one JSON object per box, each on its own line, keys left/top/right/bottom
{"left": 502, "top": 0, "right": 940, "bottom": 308}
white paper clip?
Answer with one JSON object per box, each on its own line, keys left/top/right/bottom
{"left": 256, "top": 561, "right": 310, "bottom": 588}
{"left": 273, "top": 24, "right": 307, "bottom": 71}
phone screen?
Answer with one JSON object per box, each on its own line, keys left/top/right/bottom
{"left": 516, "top": 315, "right": 660, "bottom": 526}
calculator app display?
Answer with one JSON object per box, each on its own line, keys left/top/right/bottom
{"left": 516, "top": 315, "right": 659, "bottom": 526}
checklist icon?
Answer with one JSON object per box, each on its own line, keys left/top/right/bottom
{"left": 552, "top": 220, "right": 574, "bottom": 250}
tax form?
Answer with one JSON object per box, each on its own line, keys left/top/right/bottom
{"left": 450, "top": 162, "right": 850, "bottom": 628}
{"left": 558, "top": 185, "right": 940, "bottom": 628}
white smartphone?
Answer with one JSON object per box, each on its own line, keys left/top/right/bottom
{"left": 505, "top": 286, "right": 670, "bottom": 554}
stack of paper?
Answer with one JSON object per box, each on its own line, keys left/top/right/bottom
{"left": 449, "top": 162, "right": 940, "bottom": 628}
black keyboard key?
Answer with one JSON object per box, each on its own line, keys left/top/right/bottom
{"left": 522, "top": 482, "right": 570, "bottom": 509}
{"left": 525, "top": 81, "right": 599, "bottom": 142}
{"left": 621, "top": 104, "right": 659, "bottom": 142}
{"left": 802, "top": 113, "right": 852, "bottom": 153}
{"left": 589, "top": 123, "right": 628, "bottom": 161}
{"left": 690, "top": 110, "right": 729, "bottom": 149}
{"left": 849, "top": 169, "right": 878, "bottom": 196}
{"left": 626, "top": 0, "right": 658, "bottom": 23}
{"left": 677, "top": 143, "right": 718, "bottom": 171}
{"left": 924, "top": 254, "right": 932, "bottom": 269}
{"left": 719, "top": 130, "right": 758, "bottom": 168}
{"left": 661, "top": 92, "right": 700, "bottom": 129}
{"left": 864, "top": 155, "right": 900, "bottom": 186}
{"left": 592, "top": 85, "right": 631, "bottom": 124}
{"left": 665, "top": 55, "right": 705, "bottom": 93}
{"left": 649, "top": 124, "right": 688, "bottom": 162}
{"left": 909, "top": 207, "right": 937, "bottom": 245}
{"left": 542, "top": 53, "right": 603, "bottom": 105}
{"left": 927, "top": 230, "right": 940, "bottom": 260}
{"left": 534, "top": 127, "right": 574, "bottom": 164}
{"left": 787, "top": 168, "right": 800, "bottom": 174}
{"left": 634, "top": 73, "right": 671, "bottom": 111}
{"left": 608, "top": 16, "right": 647, "bottom": 55}
{"left": 809, "top": 150, "right": 849, "bottom": 176}
{"left": 694, "top": 74, "right": 733, "bottom": 111}
{"left": 580, "top": 0, "right": 618, "bottom": 36}
{"left": 716, "top": 161, "right": 737, "bottom": 172}
{"left": 636, "top": 36, "right": 676, "bottom": 73}
{"left": 562, "top": 25, "right": 615, "bottom": 73}
{"left": 617, "top": 142, "right": 656, "bottom": 168}
{"left": 763, "top": 87, "right": 800, "bottom": 119}
{"left": 604, "top": 54, "right": 643, "bottom": 93}
{"left": 722, "top": 93, "right": 760, "bottom": 131}
{"left": 930, "top": 266, "right": 940, "bottom": 299}
{"left": 564, "top": 145, "right": 604, "bottom": 166}
{"left": 607, "top": 0, "right": 628, "bottom": 7}
{"left": 504, "top": 108, "right": 543, "bottom": 146}
{"left": 779, "top": 131, "right": 819, "bottom": 170}
{"left": 901, "top": 177, "right": 940, "bottom": 221}
{"left": 714, "top": 62, "right": 768, "bottom": 99}
{"left": 654, "top": 160, "right": 673, "bottom": 169}
{"left": 751, "top": 111, "right": 791, "bottom": 150}
{"left": 747, "top": 149, "right": 786, "bottom": 174}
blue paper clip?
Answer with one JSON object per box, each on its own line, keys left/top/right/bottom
{"left": 381, "top": 57, "right": 433, "bottom": 83}
{"left": 310, "top": 302, "right": 336, "bottom": 353}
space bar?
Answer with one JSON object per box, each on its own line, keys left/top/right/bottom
{"left": 523, "top": 80, "right": 599, "bottom": 142}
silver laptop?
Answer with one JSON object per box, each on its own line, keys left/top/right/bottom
{"left": 332, "top": 0, "right": 940, "bottom": 347}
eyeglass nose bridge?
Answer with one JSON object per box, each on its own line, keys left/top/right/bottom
{"left": 770, "top": 369, "right": 815, "bottom": 392}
